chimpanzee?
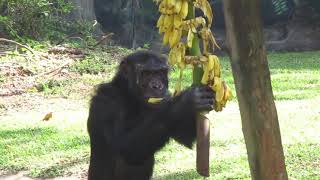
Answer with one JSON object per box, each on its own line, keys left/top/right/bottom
{"left": 87, "top": 51, "right": 215, "bottom": 180}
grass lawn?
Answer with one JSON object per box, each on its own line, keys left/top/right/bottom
{"left": 0, "top": 51, "right": 319, "bottom": 179}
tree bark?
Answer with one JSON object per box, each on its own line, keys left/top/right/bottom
{"left": 222, "top": 1, "right": 288, "bottom": 180}
{"left": 70, "top": 0, "right": 96, "bottom": 21}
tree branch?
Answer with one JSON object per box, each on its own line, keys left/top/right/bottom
{"left": 0, "top": 38, "right": 35, "bottom": 54}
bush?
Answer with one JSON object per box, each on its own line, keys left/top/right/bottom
{"left": 0, "top": 0, "right": 74, "bottom": 41}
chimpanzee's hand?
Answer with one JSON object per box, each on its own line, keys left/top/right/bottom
{"left": 189, "top": 85, "right": 215, "bottom": 111}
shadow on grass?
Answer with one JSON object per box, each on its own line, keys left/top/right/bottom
{"left": 30, "top": 155, "right": 89, "bottom": 178}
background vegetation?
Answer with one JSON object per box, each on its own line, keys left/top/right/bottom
{"left": 0, "top": 0, "right": 319, "bottom": 179}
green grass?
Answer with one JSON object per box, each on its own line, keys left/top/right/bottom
{"left": 169, "top": 51, "right": 320, "bottom": 100}
{"left": 0, "top": 111, "right": 89, "bottom": 177}
{"left": 35, "top": 50, "right": 320, "bottom": 100}
{"left": 0, "top": 51, "right": 320, "bottom": 179}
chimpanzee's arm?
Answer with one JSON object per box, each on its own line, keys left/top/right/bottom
{"left": 112, "top": 91, "right": 198, "bottom": 165}
{"left": 168, "top": 92, "right": 198, "bottom": 148}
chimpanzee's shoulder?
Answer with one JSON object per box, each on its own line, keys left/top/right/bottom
{"left": 90, "top": 82, "right": 124, "bottom": 105}
{"left": 95, "top": 82, "right": 118, "bottom": 96}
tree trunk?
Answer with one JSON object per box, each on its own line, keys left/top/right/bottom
{"left": 222, "top": 1, "right": 288, "bottom": 180}
{"left": 69, "top": 0, "right": 96, "bottom": 21}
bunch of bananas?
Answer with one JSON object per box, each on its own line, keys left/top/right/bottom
{"left": 156, "top": 0, "right": 190, "bottom": 48}
{"left": 200, "top": 55, "right": 233, "bottom": 111}
{"left": 154, "top": 0, "right": 233, "bottom": 112}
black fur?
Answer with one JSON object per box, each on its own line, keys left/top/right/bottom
{"left": 87, "top": 51, "right": 214, "bottom": 180}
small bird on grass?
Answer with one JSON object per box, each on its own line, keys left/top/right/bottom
{"left": 42, "top": 112, "right": 53, "bottom": 121}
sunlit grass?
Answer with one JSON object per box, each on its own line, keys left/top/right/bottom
{"left": 0, "top": 51, "right": 319, "bottom": 179}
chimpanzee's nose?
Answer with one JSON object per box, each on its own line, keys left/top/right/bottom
{"left": 149, "top": 80, "right": 164, "bottom": 90}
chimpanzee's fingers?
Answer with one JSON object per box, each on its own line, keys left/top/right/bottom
{"left": 196, "top": 98, "right": 214, "bottom": 109}
{"left": 197, "top": 104, "right": 214, "bottom": 111}
{"left": 197, "top": 85, "right": 211, "bottom": 92}
{"left": 200, "top": 91, "right": 215, "bottom": 99}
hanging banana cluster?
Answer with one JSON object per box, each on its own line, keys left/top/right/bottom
{"left": 154, "top": 0, "right": 232, "bottom": 112}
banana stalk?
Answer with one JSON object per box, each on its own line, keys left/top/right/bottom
{"left": 154, "top": 0, "right": 233, "bottom": 177}
{"left": 187, "top": 3, "right": 210, "bottom": 177}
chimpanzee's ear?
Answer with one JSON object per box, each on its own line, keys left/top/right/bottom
{"left": 119, "top": 59, "right": 130, "bottom": 78}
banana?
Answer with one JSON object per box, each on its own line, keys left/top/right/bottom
{"left": 157, "top": 14, "right": 165, "bottom": 28}
{"left": 159, "top": 0, "right": 167, "bottom": 13}
{"left": 191, "top": 24, "right": 197, "bottom": 33}
{"left": 169, "top": 29, "right": 182, "bottom": 48}
{"left": 208, "top": 55, "right": 215, "bottom": 81}
{"left": 179, "top": 0, "right": 189, "bottom": 19}
{"left": 174, "top": 15, "right": 182, "bottom": 28}
{"left": 215, "top": 82, "right": 225, "bottom": 102}
{"left": 212, "top": 76, "right": 222, "bottom": 92}
{"left": 187, "top": 29, "right": 194, "bottom": 48}
{"left": 156, "top": 0, "right": 232, "bottom": 111}
{"left": 215, "top": 103, "right": 222, "bottom": 112}
{"left": 174, "top": 0, "right": 182, "bottom": 14}
{"left": 202, "top": 39, "right": 209, "bottom": 56}
{"left": 167, "top": 0, "right": 175, "bottom": 9}
{"left": 213, "top": 55, "right": 221, "bottom": 77}
{"left": 163, "top": 30, "right": 171, "bottom": 45}
{"left": 208, "top": 55, "right": 214, "bottom": 71}
{"left": 201, "top": 60, "right": 209, "bottom": 84}
{"left": 159, "top": 25, "right": 166, "bottom": 33}
{"left": 164, "top": 15, "right": 173, "bottom": 29}
{"left": 223, "top": 82, "right": 233, "bottom": 101}
{"left": 148, "top": 98, "right": 164, "bottom": 104}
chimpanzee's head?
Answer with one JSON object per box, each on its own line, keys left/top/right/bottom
{"left": 117, "top": 51, "right": 170, "bottom": 104}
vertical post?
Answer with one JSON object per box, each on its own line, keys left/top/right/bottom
{"left": 187, "top": 3, "right": 210, "bottom": 177}
{"left": 222, "top": 0, "right": 288, "bottom": 179}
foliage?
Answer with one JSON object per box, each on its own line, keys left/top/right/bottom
{"left": 0, "top": 0, "right": 95, "bottom": 42}
{"left": 308, "top": 0, "right": 320, "bottom": 13}
{"left": 71, "top": 54, "right": 115, "bottom": 75}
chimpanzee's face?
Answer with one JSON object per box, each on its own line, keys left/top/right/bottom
{"left": 120, "top": 51, "right": 171, "bottom": 104}
{"left": 137, "top": 67, "right": 169, "bottom": 100}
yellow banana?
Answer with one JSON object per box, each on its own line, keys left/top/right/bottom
{"left": 187, "top": 29, "right": 194, "bottom": 48}
{"left": 174, "top": 0, "right": 182, "bottom": 14}
{"left": 159, "top": 0, "right": 167, "bottom": 13}
{"left": 202, "top": 39, "right": 209, "bottom": 56}
{"left": 159, "top": 25, "right": 166, "bottom": 33}
{"left": 213, "top": 55, "right": 221, "bottom": 77}
{"left": 148, "top": 98, "right": 164, "bottom": 104}
{"left": 157, "top": 15, "right": 165, "bottom": 28}
{"left": 164, "top": 15, "right": 173, "bottom": 29}
{"left": 167, "top": 0, "right": 175, "bottom": 9}
{"left": 215, "top": 81, "right": 225, "bottom": 102}
{"left": 179, "top": 0, "right": 189, "bottom": 19}
{"left": 163, "top": 30, "right": 171, "bottom": 45}
{"left": 201, "top": 60, "right": 209, "bottom": 84}
{"left": 169, "top": 29, "right": 182, "bottom": 48}
{"left": 208, "top": 55, "right": 214, "bottom": 71}
{"left": 174, "top": 15, "right": 182, "bottom": 28}
{"left": 208, "top": 55, "right": 215, "bottom": 81}
{"left": 223, "top": 82, "right": 233, "bottom": 101}
{"left": 215, "top": 103, "right": 223, "bottom": 112}
{"left": 212, "top": 76, "right": 222, "bottom": 91}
